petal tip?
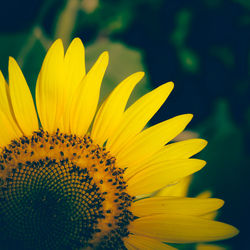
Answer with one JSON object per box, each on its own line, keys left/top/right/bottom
{"left": 217, "top": 198, "right": 225, "bottom": 208}
{"left": 232, "top": 226, "right": 240, "bottom": 237}
{"left": 72, "top": 37, "right": 81, "bottom": 42}
{"left": 162, "top": 81, "right": 174, "bottom": 92}
{"left": 50, "top": 38, "right": 64, "bottom": 52}
{"left": 136, "top": 71, "right": 145, "bottom": 78}
{"left": 167, "top": 81, "right": 175, "bottom": 89}
{"left": 200, "top": 139, "right": 208, "bottom": 147}
{"left": 8, "top": 57, "right": 20, "bottom": 76}
{"left": 102, "top": 51, "right": 109, "bottom": 60}
{"left": 99, "top": 51, "right": 109, "bottom": 67}
{"left": 8, "top": 56, "right": 17, "bottom": 67}
{"left": 188, "top": 113, "right": 194, "bottom": 120}
{"left": 179, "top": 113, "right": 193, "bottom": 123}
{"left": 221, "top": 223, "right": 240, "bottom": 239}
{"left": 193, "top": 159, "right": 206, "bottom": 170}
{"left": 69, "top": 37, "right": 84, "bottom": 48}
{"left": 200, "top": 159, "right": 207, "bottom": 168}
{"left": 54, "top": 38, "right": 63, "bottom": 44}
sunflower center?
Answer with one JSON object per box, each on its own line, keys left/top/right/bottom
{"left": 0, "top": 130, "right": 134, "bottom": 249}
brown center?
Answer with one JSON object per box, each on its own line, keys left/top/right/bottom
{"left": 0, "top": 130, "right": 134, "bottom": 250}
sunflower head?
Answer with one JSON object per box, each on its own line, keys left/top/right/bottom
{"left": 0, "top": 130, "right": 134, "bottom": 249}
{"left": 0, "top": 38, "right": 238, "bottom": 249}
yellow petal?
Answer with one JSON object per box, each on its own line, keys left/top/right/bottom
{"left": 127, "top": 159, "right": 205, "bottom": 196}
{"left": 197, "top": 192, "right": 218, "bottom": 220}
{"left": 91, "top": 72, "right": 144, "bottom": 146}
{"left": 0, "top": 71, "right": 22, "bottom": 139}
{"left": 124, "top": 241, "right": 136, "bottom": 250}
{"left": 70, "top": 51, "right": 109, "bottom": 136}
{"left": 201, "top": 211, "right": 218, "bottom": 220}
{"left": 60, "top": 38, "right": 85, "bottom": 133}
{"left": 0, "top": 110, "right": 19, "bottom": 147}
{"left": 148, "top": 138, "right": 207, "bottom": 163}
{"left": 8, "top": 57, "right": 38, "bottom": 135}
{"left": 106, "top": 82, "right": 174, "bottom": 154}
{"left": 129, "top": 214, "right": 239, "bottom": 243}
{"left": 132, "top": 197, "right": 224, "bottom": 217}
{"left": 156, "top": 176, "right": 192, "bottom": 197}
{"left": 124, "top": 234, "right": 176, "bottom": 250}
{"left": 0, "top": 71, "right": 13, "bottom": 117}
{"left": 118, "top": 114, "right": 193, "bottom": 172}
{"left": 36, "top": 39, "right": 65, "bottom": 133}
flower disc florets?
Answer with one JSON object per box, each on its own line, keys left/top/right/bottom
{"left": 0, "top": 130, "right": 135, "bottom": 249}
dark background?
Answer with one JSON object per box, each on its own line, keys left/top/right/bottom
{"left": 0, "top": 0, "right": 249, "bottom": 249}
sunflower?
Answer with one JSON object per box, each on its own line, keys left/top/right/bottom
{"left": 0, "top": 38, "right": 238, "bottom": 249}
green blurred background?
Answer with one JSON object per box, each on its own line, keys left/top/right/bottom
{"left": 0, "top": 0, "right": 249, "bottom": 249}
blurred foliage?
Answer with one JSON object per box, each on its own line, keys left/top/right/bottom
{"left": 0, "top": 0, "right": 249, "bottom": 249}
{"left": 84, "top": 38, "right": 150, "bottom": 105}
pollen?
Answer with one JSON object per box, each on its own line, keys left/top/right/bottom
{"left": 0, "top": 130, "right": 135, "bottom": 249}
